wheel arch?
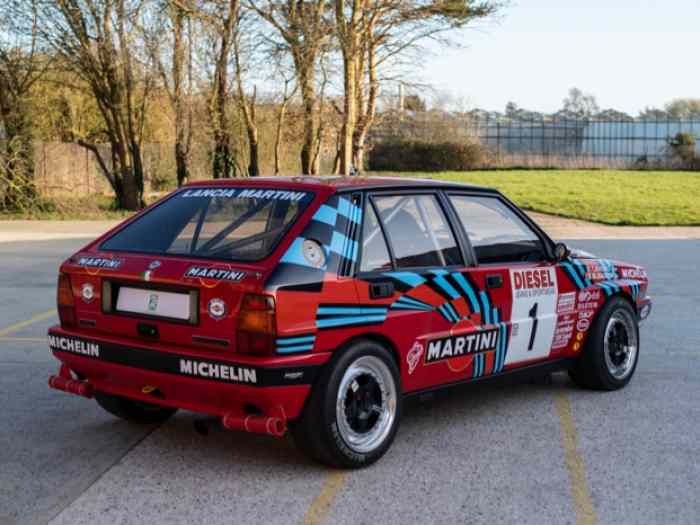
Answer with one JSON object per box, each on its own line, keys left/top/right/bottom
{"left": 607, "top": 290, "right": 637, "bottom": 314}
{"left": 334, "top": 332, "right": 401, "bottom": 371}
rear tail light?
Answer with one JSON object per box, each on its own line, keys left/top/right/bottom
{"left": 57, "top": 273, "right": 76, "bottom": 327}
{"left": 237, "top": 294, "right": 276, "bottom": 355}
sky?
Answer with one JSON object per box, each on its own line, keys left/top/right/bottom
{"left": 423, "top": 0, "right": 700, "bottom": 115}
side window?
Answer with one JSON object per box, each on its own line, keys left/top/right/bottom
{"left": 449, "top": 195, "right": 546, "bottom": 264}
{"left": 359, "top": 201, "right": 392, "bottom": 272}
{"left": 373, "top": 194, "right": 461, "bottom": 268}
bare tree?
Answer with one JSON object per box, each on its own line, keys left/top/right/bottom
{"left": 0, "top": 0, "right": 47, "bottom": 208}
{"left": 248, "top": 0, "right": 332, "bottom": 175}
{"left": 350, "top": 0, "right": 500, "bottom": 170}
{"left": 232, "top": 8, "right": 259, "bottom": 177}
{"left": 197, "top": 0, "right": 241, "bottom": 178}
{"left": 273, "top": 76, "right": 297, "bottom": 175}
{"left": 145, "top": 0, "right": 196, "bottom": 187}
{"left": 30, "top": 0, "right": 153, "bottom": 210}
{"left": 561, "top": 87, "right": 599, "bottom": 118}
{"left": 334, "top": 0, "right": 365, "bottom": 175}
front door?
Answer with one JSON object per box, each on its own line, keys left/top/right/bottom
{"left": 447, "top": 193, "right": 560, "bottom": 371}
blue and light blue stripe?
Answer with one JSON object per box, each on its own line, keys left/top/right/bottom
{"left": 384, "top": 271, "right": 427, "bottom": 288}
{"left": 276, "top": 335, "right": 316, "bottom": 354}
{"left": 437, "top": 303, "right": 460, "bottom": 323}
{"left": 472, "top": 353, "right": 485, "bottom": 378}
{"left": 451, "top": 272, "right": 481, "bottom": 313}
{"left": 391, "top": 296, "right": 434, "bottom": 312}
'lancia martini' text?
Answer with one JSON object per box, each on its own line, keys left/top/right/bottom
{"left": 180, "top": 188, "right": 306, "bottom": 201}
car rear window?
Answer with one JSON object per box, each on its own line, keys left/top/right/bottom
{"left": 101, "top": 187, "right": 314, "bottom": 261}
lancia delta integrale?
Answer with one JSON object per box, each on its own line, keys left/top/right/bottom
{"left": 47, "top": 177, "right": 651, "bottom": 468}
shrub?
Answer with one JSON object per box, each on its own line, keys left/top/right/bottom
{"left": 668, "top": 132, "right": 699, "bottom": 169}
{"left": 368, "top": 139, "right": 487, "bottom": 172}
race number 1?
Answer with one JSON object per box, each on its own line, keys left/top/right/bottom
{"left": 506, "top": 268, "right": 558, "bottom": 365}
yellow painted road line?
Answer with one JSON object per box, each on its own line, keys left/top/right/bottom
{"left": 555, "top": 391, "right": 597, "bottom": 525}
{"left": 0, "top": 337, "right": 47, "bottom": 342}
{"left": 0, "top": 309, "right": 57, "bottom": 337}
{"left": 301, "top": 471, "right": 349, "bottom": 525}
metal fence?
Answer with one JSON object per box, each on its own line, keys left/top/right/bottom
{"left": 465, "top": 116, "right": 700, "bottom": 168}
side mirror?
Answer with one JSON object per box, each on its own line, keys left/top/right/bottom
{"left": 553, "top": 242, "right": 570, "bottom": 262}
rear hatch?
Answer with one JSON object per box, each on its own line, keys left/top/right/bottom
{"left": 61, "top": 186, "right": 317, "bottom": 353}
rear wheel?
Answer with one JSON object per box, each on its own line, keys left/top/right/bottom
{"left": 291, "top": 340, "right": 401, "bottom": 468}
{"left": 95, "top": 392, "right": 178, "bottom": 424}
{"left": 569, "top": 296, "right": 639, "bottom": 390}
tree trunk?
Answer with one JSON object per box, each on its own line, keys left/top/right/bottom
{"left": 274, "top": 101, "right": 288, "bottom": 175}
{"left": 339, "top": 52, "right": 357, "bottom": 175}
{"left": 296, "top": 57, "right": 318, "bottom": 175}
{"left": 175, "top": 141, "right": 188, "bottom": 187}
{"left": 248, "top": 133, "right": 259, "bottom": 177}
{"left": 352, "top": 34, "right": 379, "bottom": 172}
{"left": 171, "top": 5, "right": 190, "bottom": 187}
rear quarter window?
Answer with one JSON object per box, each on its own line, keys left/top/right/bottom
{"left": 101, "top": 187, "right": 314, "bottom": 261}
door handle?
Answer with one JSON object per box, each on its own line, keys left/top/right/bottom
{"left": 369, "top": 281, "right": 395, "bottom": 299}
{"left": 486, "top": 274, "right": 503, "bottom": 289}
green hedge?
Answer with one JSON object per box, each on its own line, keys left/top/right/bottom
{"left": 368, "top": 140, "right": 486, "bottom": 172}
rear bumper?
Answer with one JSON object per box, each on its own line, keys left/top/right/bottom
{"left": 47, "top": 326, "right": 330, "bottom": 421}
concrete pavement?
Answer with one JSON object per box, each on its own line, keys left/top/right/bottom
{"left": 0, "top": 238, "right": 698, "bottom": 525}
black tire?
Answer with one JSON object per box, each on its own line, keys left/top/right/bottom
{"left": 569, "top": 296, "right": 640, "bottom": 391}
{"left": 95, "top": 392, "right": 178, "bottom": 424}
{"left": 291, "top": 340, "right": 402, "bottom": 469}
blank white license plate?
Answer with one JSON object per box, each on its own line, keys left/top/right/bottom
{"left": 116, "top": 287, "right": 190, "bottom": 320}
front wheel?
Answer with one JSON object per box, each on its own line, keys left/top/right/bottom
{"left": 291, "top": 340, "right": 401, "bottom": 468}
{"left": 569, "top": 296, "right": 640, "bottom": 391}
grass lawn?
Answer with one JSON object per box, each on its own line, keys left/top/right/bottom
{"left": 2, "top": 170, "right": 699, "bottom": 226}
{"left": 381, "top": 170, "right": 700, "bottom": 226}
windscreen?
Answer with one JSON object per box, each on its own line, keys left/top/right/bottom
{"left": 101, "top": 187, "right": 314, "bottom": 261}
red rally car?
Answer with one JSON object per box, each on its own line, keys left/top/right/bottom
{"left": 47, "top": 177, "right": 652, "bottom": 468}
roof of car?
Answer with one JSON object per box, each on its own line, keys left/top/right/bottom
{"left": 184, "top": 176, "right": 497, "bottom": 194}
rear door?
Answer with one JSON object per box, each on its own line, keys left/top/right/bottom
{"left": 354, "top": 190, "right": 485, "bottom": 388}
{"left": 446, "top": 193, "right": 561, "bottom": 369}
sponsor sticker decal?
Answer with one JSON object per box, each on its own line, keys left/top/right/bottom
{"left": 576, "top": 318, "right": 591, "bottom": 332}
{"left": 179, "top": 359, "right": 257, "bottom": 384}
{"left": 407, "top": 341, "right": 424, "bottom": 375}
{"left": 77, "top": 257, "right": 121, "bottom": 269}
{"left": 557, "top": 292, "right": 576, "bottom": 314}
{"left": 424, "top": 329, "right": 499, "bottom": 364}
{"left": 620, "top": 268, "right": 647, "bottom": 279}
{"left": 511, "top": 268, "right": 557, "bottom": 299}
{"left": 507, "top": 266, "right": 558, "bottom": 364}
{"left": 578, "top": 289, "right": 601, "bottom": 303}
{"left": 552, "top": 314, "right": 575, "bottom": 350}
{"left": 208, "top": 298, "right": 227, "bottom": 320}
{"left": 48, "top": 335, "right": 100, "bottom": 357}
{"left": 184, "top": 266, "right": 246, "bottom": 282}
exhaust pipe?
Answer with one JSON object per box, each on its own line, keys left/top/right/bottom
{"left": 48, "top": 374, "right": 94, "bottom": 398}
{"left": 222, "top": 412, "right": 286, "bottom": 437}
